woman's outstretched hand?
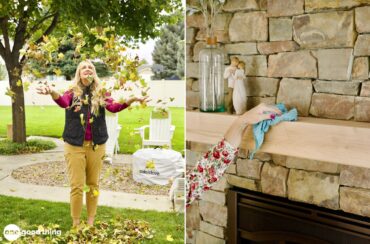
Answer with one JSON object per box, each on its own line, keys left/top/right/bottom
{"left": 224, "top": 103, "right": 282, "bottom": 148}
{"left": 126, "top": 96, "right": 151, "bottom": 106}
{"left": 36, "top": 85, "right": 52, "bottom": 95}
{"left": 36, "top": 85, "right": 60, "bottom": 100}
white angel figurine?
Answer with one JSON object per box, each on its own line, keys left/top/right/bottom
{"left": 232, "top": 61, "right": 247, "bottom": 115}
{"left": 223, "top": 57, "right": 239, "bottom": 114}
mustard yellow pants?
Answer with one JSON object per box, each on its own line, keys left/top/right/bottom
{"left": 64, "top": 141, "right": 106, "bottom": 219}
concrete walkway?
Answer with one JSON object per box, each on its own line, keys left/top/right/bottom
{"left": 0, "top": 136, "right": 174, "bottom": 212}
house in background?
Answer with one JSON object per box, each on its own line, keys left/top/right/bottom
{"left": 138, "top": 64, "right": 154, "bottom": 81}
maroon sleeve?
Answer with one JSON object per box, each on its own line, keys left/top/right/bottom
{"left": 105, "top": 96, "right": 129, "bottom": 113}
{"left": 53, "top": 90, "right": 73, "bottom": 108}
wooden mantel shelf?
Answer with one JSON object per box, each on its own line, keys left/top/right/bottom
{"left": 187, "top": 111, "right": 370, "bottom": 169}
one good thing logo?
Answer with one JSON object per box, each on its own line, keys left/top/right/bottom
{"left": 140, "top": 159, "right": 160, "bottom": 175}
{"left": 3, "top": 224, "right": 21, "bottom": 241}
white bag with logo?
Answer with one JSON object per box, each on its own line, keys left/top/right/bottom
{"left": 132, "top": 148, "right": 184, "bottom": 185}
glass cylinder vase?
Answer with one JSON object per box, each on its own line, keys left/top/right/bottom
{"left": 198, "top": 37, "right": 225, "bottom": 112}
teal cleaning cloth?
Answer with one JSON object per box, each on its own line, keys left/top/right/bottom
{"left": 249, "top": 103, "right": 298, "bottom": 159}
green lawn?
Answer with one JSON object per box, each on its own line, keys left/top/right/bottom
{"left": 0, "top": 106, "right": 184, "bottom": 154}
{"left": 0, "top": 195, "right": 184, "bottom": 243}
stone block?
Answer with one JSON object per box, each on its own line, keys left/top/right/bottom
{"left": 200, "top": 221, "right": 225, "bottom": 239}
{"left": 286, "top": 156, "right": 339, "bottom": 174}
{"left": 272, "top": 154, "right": 287, "bottom": 166}
{"left": 257, "top": 41, "right": 299, "bottom": 55}
{"left": 276, "top": 78, "right": 313, "bottom": 116}
{"left": 191, "top": 79, "right": 199, "bottom": 92}
{"left": 310, "top": 93, "right": 354, "bottom": 120}
{"left": 305, "top": 0, "right": 369, "bottom": 12}
{"left": 267, "top": 0, "right": 304, "bottom": 17}
{"left": 226, "top": 163, "right": 237, "bottom": 174}
{"left": 192, "top": 42, "right": 205, "bottom": 62}
{"left": 224, "top": 43, "right": 257, "bottom": 55}
{"left": 199, "top": 200, "right": 228, "bottom": 227}
{"left": 237, "top": 158, "right": 263, "bottom": 180}
{"left": 355, "top": 96, "right": 370, "bottom": 122}
{"left": 186, "top": 78, "right": 194, "bottom": 91}
{"left": 223, "top": 0, "right": 263, "bottom": 12}
{"left": 360, "top": 81, "right": 370, "bottom": 97}
{"left": 268, "top": 51, "right": 317, "bottom": 78}
{"left": 340, "top": 187, "right": 370, "bottom": 217}
{"left": 212, "top": 177, "right": 231, "bottom": 192}
{"left": 196, "top": 29, "right": 229, "bottom": 43}
{"left": 186, "top": 149, "right": 202, "bottom": 167}
{"left": 201, "top": 190, "right": 226, "bottom": 205}
{"left": 293, "top": 11, "right": 355, "bottom": 48}
{"left": 340, "top": 165, "right": 370, "bottom": 189}
{"left": 186, "top": 62, "right": 199, "bottom": 78}
{"left": 288, "top": 169, "right": 340, "bottom": 209}
{"left": 226, "top": 174, "right": 259, "bottom": 191}
{"left": 355, "top": 6, "right": 370, "bottom": 33}
{"left": 354, "top": 34, "right": 370, "bottom": 56}
{"left": 261, "top": 163, "right": 289, "bottom": 197}
{"left": 313, "top": 80, "right": 360, "bottom": 96}
{"left": 186, "top": 200, "right": 200, "bottom": 230}
{"left": 253, "top": 152, "right": 272, "bottom": 161}
{"left": 186, "top": 28, "right": 197, "bottom": 44}
{"left": 186, "top": 91, "right": 200, "bottom": 109}
{"left": 229, "top": 12, "right": 268, "bottom": 41}
{"left": 235, "top": 55, "right": 267, "bottom": 76}
{"left": 196, "top": 231, "right": 225, "bottom": 244}
{"left": 316, "top": 49, "right": 354, "bottom": 81}
{"left": 186, "top": 14, "right": 204, "bottom": 29}
{"left": 246, "top": 97, "right": 276, "bottom": 110}
{"left": 269, "top": 18, "right": 293, "bottom": 41}
{"left": 352, "top": 57, "right": 369, "bottom": 80}
{"left": 244, "top": 77, "right": 280, "bottom": 97}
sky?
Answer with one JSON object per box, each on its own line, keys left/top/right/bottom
{"left": 126, "top": 39, "right": 157, "bottom": 65}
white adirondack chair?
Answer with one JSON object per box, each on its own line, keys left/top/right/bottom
{"left": 169, "top": 177, "right": 185, "bottom": 212}
{"left": 104, "top": 111, "right": 122, "bottom": 164}
{"left": 135, "top": 111, "right": 175, "bottom": 149}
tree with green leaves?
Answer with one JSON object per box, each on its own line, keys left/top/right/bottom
{"left": 28, "top": 38, "right": 111, "bottom": 80}
{"left": 152, "top": 21, "right": 184, "bottom": 80}
{"left": 0, "top": 0, "right": 181, "bottom": 143}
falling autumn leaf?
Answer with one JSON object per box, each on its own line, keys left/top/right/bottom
{"left": 57, "top": 53, "right": 64, "bottom": 59}
{"left": 23, "top": 81, "right": 30, "bottom": 91}
{"left": 166, "top": 235, "right": 174, "bottom": 242}
{"left": 16, "top": 80, "right": 22, "bottom": 86}
{"left": 93, "top": 189, "right": 99, "bottom": 197}
{"left": 80, "top": 113, "right": 85, "bottom": 125}
{"left": 53, "top": 68, "right": 62, "bottom": 76}
{"left": 83, "top": 184, "right": 90, "bottom": 192}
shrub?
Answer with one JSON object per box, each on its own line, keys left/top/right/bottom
{"left": 0, "top": 139, "right": 56, "bottom": 155}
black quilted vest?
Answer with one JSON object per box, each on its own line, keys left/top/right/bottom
{"left": 62, "top": 86, "right": 108, "bottom": 148}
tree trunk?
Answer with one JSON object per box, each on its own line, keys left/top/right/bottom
{"left": 7, "top": 64, "right": 26, "bottom": 143}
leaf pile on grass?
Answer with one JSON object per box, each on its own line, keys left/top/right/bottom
{"left": 12, "top": 161, "right": 171, "bottom": 195}
{"left": 0, "top": 139, "right": 56, "bottom": 155}
{"left": 13, "top": 217, "right": 154, "bottom": 244}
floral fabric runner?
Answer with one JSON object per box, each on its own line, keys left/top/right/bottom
{"left": 186, "top": 139, "right": 238, "bottom": 206}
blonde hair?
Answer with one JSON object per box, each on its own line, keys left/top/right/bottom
{"left": 71, "top": 60, "right": 105, "bottom": 116}
{"left": 238, "top": 61, "right": 245, "bottom": 70}
{"left": 231, "top": 57, "right": 239, "bottom": 63}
